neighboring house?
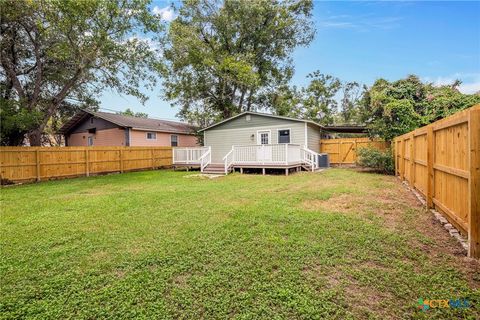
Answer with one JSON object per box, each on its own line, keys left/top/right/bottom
{"left": 59, "top": 110, "right": 198, "bottom": 147}
{"left": 172, "top": 111, "right": 327, "bottom": 174}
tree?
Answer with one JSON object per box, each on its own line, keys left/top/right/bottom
{"left": 118, "top": 108, "right": 148, "bottom": 118}
{"left": 339, "top": 81, "right": 361, "bottom": 124}
{"left": 0, "top": 0, "right": 163, "bottom": 145}
{"left": 300, "top": 71, "right": 341, "bottom": 125}
{"left": 162, "top": 0, "right": 315, "bottom": 125}
{"left": 359, "top": 75, "right": 480, "bottom": 141}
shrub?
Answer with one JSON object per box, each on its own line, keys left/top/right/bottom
{"left": 357, "top": 146, "right": 394, "bottom": 175}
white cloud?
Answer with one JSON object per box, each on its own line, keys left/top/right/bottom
{"left": 458, "top": 82, "right": 480, "bottom": 94}
{"left": 152, "top": 6, "right": 175, "bottom": 22}
{"left": 424, "top": 73, "right": 480, "bottom": 94}
{"left": 318, "top": 14, "right": 402, "bottom": 31}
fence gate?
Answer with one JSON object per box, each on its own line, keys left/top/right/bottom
{"left": 320, "top": 137, "right": 389, "bottom": 165}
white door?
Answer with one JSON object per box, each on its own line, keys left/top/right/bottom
{"left": 257, "top": 131, "right": 272, "bottom": 162}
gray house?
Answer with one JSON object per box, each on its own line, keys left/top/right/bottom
{"left": 173, "top": 111, "right": 325, "bottom": 175}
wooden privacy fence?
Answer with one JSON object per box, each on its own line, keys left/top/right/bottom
{"left": 0, "top": 146, "right": 172, "bottom": 183}
{"left": 320, "top": 137, "right": 389, "bottom": 164}
{"left": 394, "top": 105, "right": 480, "bottom": 258}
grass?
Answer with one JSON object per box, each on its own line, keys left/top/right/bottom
{"left": 1, "top": 169, "right": 478, "bottom": 319}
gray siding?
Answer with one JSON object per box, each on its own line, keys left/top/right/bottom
{"left": 307, "top": 123, "right": 321, "bottom": 152}
{"left": 205, "top": 120, "right": 307, "bottom": 162}
{"left": 208, "top": 114, "right": 304, "bottom": 131}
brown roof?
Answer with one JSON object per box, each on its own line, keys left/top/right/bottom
{"left": 59, "top": 110, "right": 197, "bottom": 135}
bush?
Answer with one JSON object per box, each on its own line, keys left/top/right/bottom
{"left": 357, "top": 147, "right": 394, "bottom": 175}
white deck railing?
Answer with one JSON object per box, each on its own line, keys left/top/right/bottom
{"left": 199, "top": 147, "right": 212, "bottom": 171}
{"left": 174, "top": 144, "right": 320, "bottom": 173}
{"left": 173, "top": 147, "right": 210, "bottom": 164}
{"left": 223, "top": 148, "right": 234, "bottom": 174}
{"left": 301, "top": 147, "right": 318, "bottom": 171}
{"left": 231, "top": 144, "right": 303, "bottom": 165}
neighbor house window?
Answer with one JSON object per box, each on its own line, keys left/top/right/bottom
{"left": 90, "top": 117, "right": 94, "bottom": 124}
{"left": 146, "top": 132, "right": 156, "bottom": 140}
{"left": 87, "top": 136, "right": 94, "bottom": 146}
{"left": 171, "top": 135, "right": 178, "bottom": 146}
{"left": 278, "top": 129, "right": 290, "bottom": 143}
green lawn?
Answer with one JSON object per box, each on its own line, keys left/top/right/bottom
{"left": 1, "top": 169, "right": 478, "bottom": 319}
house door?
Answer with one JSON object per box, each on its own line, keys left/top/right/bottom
{"left": 257, "top": 131, "right": 272, "bottom": 162}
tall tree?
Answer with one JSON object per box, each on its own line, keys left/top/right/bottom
{"left": 162, "top": 0, "right": 315, "bottom": 125}
{"left": 339, "top": 81, "right": 361, "bottom": 124}
{"left": 0, "top": 0, "right": 163, "bottom": 145}
{"left": 300, "top": 71, "right": 341, "bottom": 125}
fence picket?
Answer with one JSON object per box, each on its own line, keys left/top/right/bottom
{"left": 0, "top": 146, "right": 172, "bottom": 183}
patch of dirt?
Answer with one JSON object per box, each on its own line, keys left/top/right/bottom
{"left": 171, "top": 273, "right": 190, "bottom": 288}
{"left": 90, "top": 250, "right": 109, "bottom": 261}
{"left": 184, "top": 174, "right": 224, "bottom": 179}
{"left": 303, "top": 265, "right": 395, "bottom": 319}
{"left": 114, "top": 269, "right": 126, "bottom": 278}
{"left": 300, "top": 193, "right": 364, "bottom": 212}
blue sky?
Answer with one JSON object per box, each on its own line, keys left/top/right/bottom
{"left": 99, "top": 1, "right": 480, "bottom": 120}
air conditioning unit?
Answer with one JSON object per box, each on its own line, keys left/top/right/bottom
{"left": 317, "top": 153, "right": 330, "bottom": 168}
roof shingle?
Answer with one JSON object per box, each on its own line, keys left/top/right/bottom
{"left": 60, "top": 110, "right": 196, "bottom": 134}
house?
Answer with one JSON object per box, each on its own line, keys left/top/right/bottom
{"left": 172, "top": 111, "right": 326, "bottom": 175}
{"left": 59, "top": 110, "right": 199, "bottom": 147}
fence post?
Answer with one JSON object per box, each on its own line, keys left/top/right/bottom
{"left": 120, "top": 148, "right": 124, "bottom": 173}
{"left": 426, "top": 126, "right": 434, "bottom": 208}
{"left": 409, "top": 133, "right": 415, "bottom": 185}
{"left": 36, "top": 149, "right": 41, "bottom": 182}
{"left": 85, "top": 148, "right": 90, "bottom": 177}
{"left": 468, "top": 108, "right": 480, "bottom": 258}
{"left": 151, "top": 148, "right": 154, "bottom": 169}
{"left": 399, "top": 139, "right": 403, "bottom": 177}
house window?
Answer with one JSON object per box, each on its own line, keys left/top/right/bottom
{"left": 278, "top": 129, "right": 290, "bottom": 143}
{"left": 90, "top": 117, "right": 94, "bottom": 124}
{"left": 171, "top": 135, "right": 178, "bottom": 146}
{"left": 87, "top": 136, "right": 94, "bottom": 146}
{"left": 146, "top": 132, "right": 156, "bottom": 140}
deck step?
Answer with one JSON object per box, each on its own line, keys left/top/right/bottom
{"left": 202, "top": 164, "right": 227, "bottom": 174}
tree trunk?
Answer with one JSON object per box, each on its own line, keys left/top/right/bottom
{"left": 246, "top": 89, "right": 254, "bottom": 111}
{"left": 27, "top": 129, "right": 43, "bottom": 146}
{"left": 238, "top": 88, "right": 246, "bottom": 111}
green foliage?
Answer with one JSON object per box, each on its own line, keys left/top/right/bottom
{"left": 118, "top": 108, "right": 148, "bottom": 118}
{"left": 357, "top": 146, "right": 395, "bottom": 175}
{"left": 1, "top": 0, "right": 164, "bottom": 145}
{"left": 163, "top": 0, "right": 315, "bottom": 125}
{"left": 0, "top": 99, "right": 41, "bottom": 146}
{"left": 269, "top": 71, "right": 342, "bottom": 125}
{"left": 359, "top": 75, "right": 480, "bottom": 141}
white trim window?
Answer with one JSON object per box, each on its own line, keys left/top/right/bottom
{"left": 278, "top": 129, "right": 291, "bottom": 144}
{"left": 87, "top": 136, "right": 94, "bottom": 146}
{"left": 171, "top": 135, "right": 178, "bottom": 146}
{"left": 146, "top": 132, "right": 157, "bottom": 140}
